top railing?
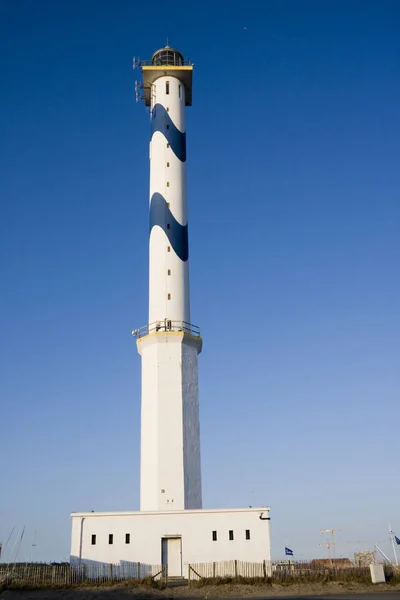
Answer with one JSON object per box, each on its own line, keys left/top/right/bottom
{"left": 132, "top": 320, "right": 201, "bottom": 339}
{"left": 133, "top": 58, "right": 193, "bottom": 70}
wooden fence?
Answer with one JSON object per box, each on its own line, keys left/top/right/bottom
{"left": 188, "top": 560, "right": 379, "bottom": 583}
{"left": 1, "top": 560, "right": 397, "bottom": 587}
{"left": 0, "top": 563, "right": 163, "bottom": 586}
{"left": 189, "top": 560, "right": 272, "bottom": 580}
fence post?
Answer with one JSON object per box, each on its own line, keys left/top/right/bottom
{"left": 263, "top": 560, "right": 267, "bottom": 579}
{"left": 165, "top": 564, "right": 168, "bottom": 586}
{"left": 213, "top": 562, "right": 216, "bottom": 578}
{"left": 138, "top": 562, "right": 141, "bottom": 579}
{"left": 234, "top": 560, "right": 238, "bottom": 578}
{"left": 188, "top": 564, "right": 191, "bottom": 586}
{"left": 109, "top": 563, "right": 113, "bottom": 580}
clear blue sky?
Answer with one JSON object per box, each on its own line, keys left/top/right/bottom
{"left": 1, "top": 0, "right": 399, "bottom": 563}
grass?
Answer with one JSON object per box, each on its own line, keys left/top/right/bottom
{"left": 0, "top": 576, "right": 167, "bottom": 592}
{"left": 191, "top": 576, "right": 272, "bottom": 587}
{"left": 190, "top": 570, "right": 374, "bottom": 587}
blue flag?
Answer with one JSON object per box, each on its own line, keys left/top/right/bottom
{"left": 395, "top": 535, "right": 400, "bottom": 545}
{"left": 285, "top": 547, "right": 294, "bottom": 556}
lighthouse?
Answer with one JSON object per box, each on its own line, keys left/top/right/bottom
{"left": 133, "top": 46, "right": 202, "bottom": 512}
{"left": 70, "top": 45, "right": 271, "bottom": 574}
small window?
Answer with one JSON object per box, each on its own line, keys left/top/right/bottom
{"left": 167, "top": 162, "right": 170, "bottom": 167}
{"left": 166, "top": 107, "right": 169, "bottom": 111}
{"left": 167, "top": 224, "right": 170, "bottom": 229}
{"left": 167, "top": 143, "right": 170, "bottom": 148}
{"left": 168, "top": 269, "right": 171, "bottom": 276}
{"left": 168, "top": 293, "right": 171, "bottom": 300}
{"left": 125, "top": 533, "right": 130, "bottom": 544}
{"left": 166, "top": 124, "right": 169, "bottom": 130}
{"left": 246, "top": 529, "right": 250, "bottom": 540}
{"left": 166, "top": 81, "right": 169, "bottom": 94}
{"left": 229, "top": 530, "right": 234, "bottom": 541}
{"left": 167, "top": 182, "right": 170, "bottom": 187}
{"left": 91, "top": 534, "right": 96, "bottom": 545}
{"left": 167, "top": 202, "right": 170, "bottom": 207}
{"left": 109, "top": 534, "right": 113, "bottom": 545}
{"left": 167, "top": 246, "right": 171, "bottom": 252}
{"left": 178, "top": 85, "right": 181, "bottom": 98}
{"left": 212, "top": 531, "right": 217, "bottom": 541}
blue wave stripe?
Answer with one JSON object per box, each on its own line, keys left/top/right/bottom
{"left": 151, "top": 103, "right": 186, "bottom": 162}
{"left": 149, "top": 192, "right": 188, "bottom": 262}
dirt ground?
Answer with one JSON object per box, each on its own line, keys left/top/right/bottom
{"left": 2, "top": 582, "right": 400, "bottom": 600}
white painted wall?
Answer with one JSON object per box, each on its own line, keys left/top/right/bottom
{"left": 138, "top": 332, "right": 202, "bottom": 511}
{"left": 149, "top": 75, "right": 190, "bottom": 325}
{"left": 71, "top": 508, "right": 271, "bottom": 577}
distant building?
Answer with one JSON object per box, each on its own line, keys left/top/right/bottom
{"left": 354, "top": 551, "right": 376, "bottom": 567}
{"left": 311, "top": 558, "right": 354, "bottom": 568}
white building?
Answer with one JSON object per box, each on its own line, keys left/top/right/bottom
{"left": 70, "top": 45, "right": 271, "bottom": 576}
{"left": 70, "top": 508, "right": 271, "bottom": 578}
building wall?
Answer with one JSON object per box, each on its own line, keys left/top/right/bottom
{"left": 71, "top": 508, "right": 271, "bottom": 577}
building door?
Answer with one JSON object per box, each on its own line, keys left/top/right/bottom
{"left": 161, "top": 537, "right": 182, "bottom": 577}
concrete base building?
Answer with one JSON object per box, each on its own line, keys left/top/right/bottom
{"left": 70, "top": 45, "right": 271, "bottom": 573}
{"left": 70, "top": 508, "right": 271, "bottom": 577}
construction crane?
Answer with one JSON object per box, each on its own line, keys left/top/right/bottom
{"left": 320, "top": 529, "right": 338, "bottom": 558}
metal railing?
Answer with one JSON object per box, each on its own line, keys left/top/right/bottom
{"left": 132, "top": 320, "right": 201, "bottom": 338}
{"left": 133, "top": 58, "right": 192, "bottom": 69}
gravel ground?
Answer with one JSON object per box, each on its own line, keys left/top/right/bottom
{"left": 2, "top": 582, "right": 400, "bottom": 600}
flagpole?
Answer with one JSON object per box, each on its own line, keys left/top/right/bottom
{"left": 389, "top": 524, "right": 398, "bottom": 566}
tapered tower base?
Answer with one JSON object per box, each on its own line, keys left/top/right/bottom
{"left": 137, "top": 329, "right": 202, "bottom": 512}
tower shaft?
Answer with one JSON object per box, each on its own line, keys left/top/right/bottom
{"left": 136, "top": 48, "right": 202, "bottom": 512}
{"left": 149, "top": 75, "right": 190, "bottom": 325}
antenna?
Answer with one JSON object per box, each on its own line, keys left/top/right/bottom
{"left": 135, "top": 80, "right": 144, "bottom": 103}
{"left": 132, "top": 57, "right": 142, "bottom": 70}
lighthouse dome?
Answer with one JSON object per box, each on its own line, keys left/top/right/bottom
{"left": 151, "top": 46, "right": 184, "bottom": 66}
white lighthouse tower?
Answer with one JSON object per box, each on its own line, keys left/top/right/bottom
{"left": 133, "top": 46, "right": 202, "bottom": 512}
{"left": 70, "top": 46, "right": 271, "bottom": 574}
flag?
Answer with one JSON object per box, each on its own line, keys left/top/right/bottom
{"left": 285, "top": 547, "right": 294, "bottom": 556}
{"left": 395, "top": 535, "right": 400, "bottom": 545}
